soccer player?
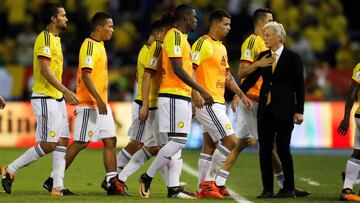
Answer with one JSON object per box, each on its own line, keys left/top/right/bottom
{"left": 0, "top": 96, "right": 5, "bottom": 109}
{"left": 139, "top": 4, "right": 213, "bottom": 198}
{"left": 214, "top": 8, "right": 274, "bottom": 195}
{"left": 114, "top": 16, "right": 194, "bottom": 198}
{"left": 114, "top": 16, "right": 172, "bottom": 176}
{"left": 338, "top": 62, "right": 360, "bottom": 201}
{"left": 43, "top": 12, "right": 120, "bottom": 195}
{"left": 1, "top": 3, "right": 79, "bottom": 196}
{"left": 191, "top": 9, "right": 251, "bottom": 199}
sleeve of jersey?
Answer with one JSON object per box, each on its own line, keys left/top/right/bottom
{"left": 191, "top": 38, "right": 210, "bottom": 69}
{"left": 352, "top": 63, "right": 360, "bottom": 84}
{"left": 35, "top": 32, "right": 52, "bottom": 61}
{"left": 79, "top": 41, "right": 95, "bottom": 73}
{"left": 145, "top": 42, "right": 161, "bottom": 74}
{"left": 240, "top": 38, "right": 256, "bottom": 63}
{"left": 164, "top": 30, "right": 182, "bottom": 59}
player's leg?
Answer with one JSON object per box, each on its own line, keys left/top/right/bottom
{"left": 341, "top": 118, "right": 360, "bottom": 201}
{"left": 196, "top": 103, "right": 235, "bottom": 199}
{"left": 114, "top": 108, "right": 159, "bottom": 196}
{"left": 2, "top": 98, "right": 57, "bottom": 194}
{"left": 116, "top": 101, "right": 146, "bottom": 172}
{"left": 272, "top": 143, "right": 284, "bottom": 189}
{"left": 50, "top": 100, "right": 72, "bottom": 195}
{"left": 44, "top": 107, "right": 92, "bottom": 193}
{"left": 215, "top": 100, "right": 258, "bottom": 195}
{"left": 198, "top": 132, "right": 216, "bottom": 188}
{"left": 140, "top": 98, "right": 191, "bottom": 198}
{"left": 117, "top": 140, "right": 143, "bottom": 172}
{"left": 93, "top": 105, "right": 124, "bottom": 196}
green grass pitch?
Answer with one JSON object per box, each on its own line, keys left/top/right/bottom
{"left": 0, "top": 148, "right": 352, "bottom": 202}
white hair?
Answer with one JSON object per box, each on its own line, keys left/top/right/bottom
{"left": 264, "top": 21, "right": 286, "bottom": 43}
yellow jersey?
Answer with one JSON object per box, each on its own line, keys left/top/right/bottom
{"left": 135, "top": 44, "right": 150, "bottom": 103}
{"left": 144, "top": 40, "right": 163, "bottom": 108}
{"left": 32, "top": 31, "right": 64, "bottom": 99}
{"left": 76, "top": 38, "right": 108, "bottom": 107}
{"left": 159, "top": 28, "right": 192, "bottom": 100}
{"left": 192, "top": 35, "right": 229, "bottom": 104}
{"left": 240, "top": 34, "right": 268, "bottom": 101}
{"left": 351, "top": 63, "right": 360, "bottom": 115}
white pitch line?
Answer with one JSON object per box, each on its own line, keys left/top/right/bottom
{"left": 300, "top": 177, "right": 320, "bottom": 186}
{"left": 182, "top": 162, "right": 253, "bottom": 203}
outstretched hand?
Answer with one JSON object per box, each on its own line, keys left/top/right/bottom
{"left": 338, "top": 119, "right": 349, "bottom": 136}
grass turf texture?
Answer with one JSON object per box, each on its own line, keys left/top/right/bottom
{"left": 0, "top": 148, "right": 350, "bottom": 202}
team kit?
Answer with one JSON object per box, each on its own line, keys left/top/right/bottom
{"left": 0, "top": 2, "right": 322, "bottom": 200}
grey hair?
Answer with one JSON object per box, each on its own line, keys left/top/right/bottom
{"left": 264, "top": 21, "right": 286, "bottom": 43}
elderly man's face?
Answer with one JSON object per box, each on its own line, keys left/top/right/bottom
{"left": 264, "top": 28, "right": 281, "bottom": 49}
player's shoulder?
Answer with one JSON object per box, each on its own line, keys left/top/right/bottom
{"left": 164, "top": 28, "right": 182, "bottom": 45}
{"left": 353, "top": 63, "right": 360, "bottom": 74}
{"left": 193, "top": 35, "right": 208, "bottom": 51}
{"left": 35, "top": 30, "right": 50, "bottom": 45}
{"left": 242, "top": 34, "right": 258, "bottom": 49}
{"left": 152, "top": 40, "right": 163, "bottom": 48}
{"left": 354, "top": 63, "right": 360, "bottom": 71}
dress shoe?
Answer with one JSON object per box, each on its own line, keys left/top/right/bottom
{"left": 276, "top": 188, "right": 296, "bottom": 198}
{"left": 257, "top": 191, "right": 274, "bottom": 198}
{"left": 294, "top": 187, "right": 311, "bottom": 197}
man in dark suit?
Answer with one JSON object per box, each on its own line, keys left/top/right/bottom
{"left": 241, "top": 21, "right": 305, "bottom": 198}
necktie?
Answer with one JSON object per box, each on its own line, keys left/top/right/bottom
{"left": 266, "top": 53, "right": 277, "bottom": 105}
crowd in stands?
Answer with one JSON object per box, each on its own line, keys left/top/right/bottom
{"left": 0, "top": 0, "right": 359, "bottom": 101}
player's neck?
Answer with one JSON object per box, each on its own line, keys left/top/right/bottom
{"left": 208, "top": 30, "right": 220, "bottom": 41}
{"left": 254, "top": 26, "right": 264, "bottom": 39}
{"left": 147, "top": 36, "right": 154, "bottom": 46}
{"left": 90, "top": 33, "right": 102, "bottom": 42}
{"left": 46, "top": 24, "right": 60, "bottom": 36}
{"left": 175, "top": 23, "right": 187, "bottom": 34}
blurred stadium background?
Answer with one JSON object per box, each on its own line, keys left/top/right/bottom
{"left": 1, "top": 0, "right": 360, "bottom": 149}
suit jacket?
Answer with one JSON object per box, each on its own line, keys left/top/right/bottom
{"left": 241, "top": 47, "right": 305, "bottom": 120}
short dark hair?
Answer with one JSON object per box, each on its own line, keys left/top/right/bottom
{"left": 160, "top": 12, "right": 175, "bottom": 28}
{"left": 41, "top": 3, "right": 63, "bottom": 25}
{"left": 174, "top": 4, "right": 194, "bottom": 22}
{"left": 151, "top": 13, "right": 174, "bottom": 33}
{"left": 253, "top": 8, "right": 273, "bottom": 26}
{"left": 150, "top": 20, "right": 163, "bottom": 33}
{"left": 91, "top": 12, "right": 112, "bottom": 31}
{"left": 209, "top": 9, "right": 231, "bottom": 24}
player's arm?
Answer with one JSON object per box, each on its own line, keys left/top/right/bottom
{"left": 38, "top": 59, "right": 79, "bottom": 105}
{"left": 0, "top": 96, "right": 5, "bottom": 109}
{"left": 190, "top": 40, "right": 206, "bottom": 108}
{"left": 139, "top": 70, "right": 153, "bottom": 121}
{"left": 338, "top": 80, "right": 360, "bottom": 135}
{"left": 225, "top": 70, "right": 252, "bottom": 109}
{"left": 170, "top": 59, "right": 213, "bottom": 105}
{"left": 165, "top": 32, "right": 213, "bottom": 105}
{"left": 238, "top": 53, "right": 272, "bottom": 79}
{"left": 139, "top": 42, "right": 162, "bottom": 121}
{"left": 191, "top": 67, "right": 205, "bottom": 108}
{"left": 81, "top": 71, "right": 107, "bottom": 114}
